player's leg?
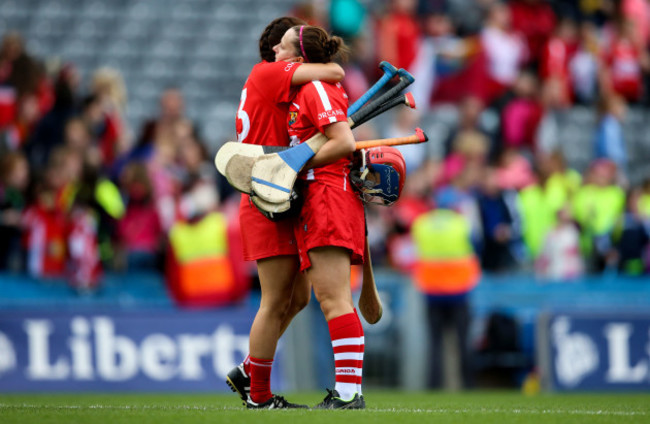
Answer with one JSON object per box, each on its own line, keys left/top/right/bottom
{"left": 279, "top": 272, "right": 311, "bottom": 334}
{"left": 246, "top": 254, "right": 304, "bottom": 407}
{"left": 308, "top": 246, "right": 365, "bottom": 409}
{"left": 227, "top": 261, "right": 310, "bottom": 403}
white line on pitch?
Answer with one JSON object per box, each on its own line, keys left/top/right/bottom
{"left": 0, "top": 404, "right": 647, "bottom": 416}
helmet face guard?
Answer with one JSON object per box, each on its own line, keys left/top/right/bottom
{"left": 350, "top": 147, "right": 406, "bottom": 206}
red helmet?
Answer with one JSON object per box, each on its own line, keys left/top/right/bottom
{"left": 350, "top": 146, "right": 406, "bottom": 206}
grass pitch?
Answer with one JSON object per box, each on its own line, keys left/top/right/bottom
{"left": 1, "top": 391, "right": 649, "bottom": 424}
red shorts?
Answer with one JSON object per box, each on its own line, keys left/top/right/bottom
{"left": 294, "top": 182, "right": 365, "bottom": 271}
{"left": 239, "top": 195, "right": 298, "bottom": 261}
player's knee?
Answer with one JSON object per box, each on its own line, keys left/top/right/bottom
{"left": 292, "top": 286, "right": 311, "bottom": 311}
{"left": 261, "top": 296, "right": 293, "bottom": 320}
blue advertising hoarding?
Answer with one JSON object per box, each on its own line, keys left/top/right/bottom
{"left": 0, "top": 309, "right": 284, "bottom": 392}
{"left": 539, "top": 312, "right": 650, "bottom": 391}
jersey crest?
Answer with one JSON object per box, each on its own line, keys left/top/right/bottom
{"left": 288, "top": 110, "right": 298, "bottom": 126}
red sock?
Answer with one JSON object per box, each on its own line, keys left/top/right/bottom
{"left": 249, "top": 357, "right": 273, "bottom": 404}
{"left": 328, "top": 312, "right": 363, "bottom": 400}
{"left": 243, "top": 354, "right": 251, "bottom": 376}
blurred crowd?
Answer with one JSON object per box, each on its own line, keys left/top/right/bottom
{"left": 0, "top": 31, "right": 227, "bottom": 293}
{"left": 309, "top": 0, "right": 650, "bottom": 280}
{"left": 1, "top": 0, "right": 650, "bottom": 296}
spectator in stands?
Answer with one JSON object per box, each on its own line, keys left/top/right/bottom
{"left": 444, "top": 95, "right": 493, "bottom": 159}
{"left": 601, "top": 18, "right": 649, "bottom": 103}
{"left": 508, "top": 0, "right": 557, "bottom": 68}
{"left": 538, "top": 150, "right": 583, "bottom": 202}
{"left": 449, "top": 129, "right": 490, "bottom": 173}
{"left": 535, "top": 206, "right": 584, "bottom": 280}
{"left": 22, "top": 147, "right": 82, "bottom": 278}
{"left": 535, "top": 76, "right": 571, "bottom": 155}
{"left": 90, "top": 67, "right": 129, "bottom": 166}
{"left": 177, "top": 133, "right": 219, "bottom": 221}
{"left": 519, "top": 151, "right": 580, "bottom": 260}
{"left": 340, "top": 36, "right": 371, "bottom": 107}
{"left": 2, "top": 35, "right": 40, "bottom": 99}
{"left": 136, "top": 88, "right": 188, "bottom": 150}
{"left": 385, "top": 159, "right": 438, "bottom": 271}
{"left": 292, "top": 1, "right": 327, "bottom": 27}
{"left": 613, "top": 188, "right": 650, "bottom": 275}
{"left": 0, "top": 152, "right": 29, "bottom": 271}
{"left": 25, "top": 64, "right": 81, "bottom": 169}
{"left": 434, "top": 160, "right": 484, "bottom": 252}
{"left": 572, "top": 159, "right": 626, "bottom": 272}
{"left": 146, "top": 133, "right": 180, "bottom": 231}
{"left": 386, "top": 107, "right": 426, "bottom": 174}
{"left": 478, "top": 166, "right": 526, "bottom": 272}
{"left": 501, "top": 71, "right": 543, "bottom": 153}
{"left": 1, "top": 92, "right": 41, "bottom": 152}
{"left": 570, "top": 22, "right": 601, "bottom": 105}
{"left": 640, "top": 179, "right": 650, "bottom": 218}
{"left": 539, "top": 18, "right": 578, "bottom": 106}
{"left": 594, "top": 93, "right": 628, "bottom": 178}
{"left": 0, "top": 32, "right": 24, "bottom": 85}
{"left": 67, "top": 183, "right": 102, "bottom": 292}
{"left": 495, "top": 147, "right": 536, "bottom": 190}
{"left": 80, "top": 94, "right": 121, "bottom": 170}
{"left": 117, "top": 162, "right": 163, "bottom": 270}
{"left": 64, "top": 117, "right": 101, "bottom": 167}
{"left": 480, "top": 2, "right": 528, "bottom": 104}
{"left": 376, "top": 0, "right": 422, "bottom": 72}
{"left": 410, "top": 13, "right": 480, "bottom": 111}
{"left": 80, "top": 163, "right": 125, "bottom": 269}
{"left": 619, "top": 0, "right": 650, "bottom": 51}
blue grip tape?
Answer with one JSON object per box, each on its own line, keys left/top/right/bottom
{"left": 251, "top": 177, "right": 292, "bottom": 193}
{"left": 349, "top": 72, "right": 392, "bottom": 115}
{"left": 277, "top": 142, "right": 315, "bottom": 173}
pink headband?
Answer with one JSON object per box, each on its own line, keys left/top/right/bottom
{"left": 299, "top": 25, "right": 309, "bottom": 62}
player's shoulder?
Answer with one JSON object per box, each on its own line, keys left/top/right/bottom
{"left": 304, "top": 80, "right": 347, "bottom": 104}
{"left": 303, "top": 80, "right": 345, "bottom": 95}
{"left": 252, "top": 60, "right": 300, "bottom": 75}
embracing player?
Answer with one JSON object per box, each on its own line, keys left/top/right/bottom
{"left": 226, "top": 17, "right": 346, "bottom": 409}
{"left": 277, "top": 24, "right": 367, "bottom": 409}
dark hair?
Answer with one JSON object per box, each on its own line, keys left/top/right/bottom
{"left": 291, "top": 25, "right": 349, "bottom": 64}
{"left": 258, "top": 16, "right": 306, "bottom": 62}
{"left": 0, "top": 151, "right": 26, "bottom": 185}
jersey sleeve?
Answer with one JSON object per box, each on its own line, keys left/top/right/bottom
{"left": 255, "top": 61, "right": 302, "bottom": 103}
{"left": 303, "top": 81, "right": 348, "bottom": 133}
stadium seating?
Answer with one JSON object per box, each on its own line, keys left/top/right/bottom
{"left": 2, "top": 0, "right": 650, "bottom": 182}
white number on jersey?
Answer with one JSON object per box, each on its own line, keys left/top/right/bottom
{"left": 236, "top": 88, "right": 250, "bottom": 143}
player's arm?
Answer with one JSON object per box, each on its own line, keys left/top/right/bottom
{"left": 305, "top": 121, "right": 355, "bottom": 169}
{"left": 291, "top": 63, "right": 344, "bottom": 85}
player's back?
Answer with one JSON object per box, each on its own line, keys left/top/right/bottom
{"left": 235, "top": 61, "right": 300, "bottom": 147}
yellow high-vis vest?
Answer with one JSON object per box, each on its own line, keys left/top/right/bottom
{"left": 411, "top": 209, "right": 480, "bottom": 296}
{"left": 168, "top": 212, "right": 235, "bottom": 303}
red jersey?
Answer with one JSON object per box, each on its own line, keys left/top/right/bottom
{"left": 67, "top": 207, "right": 102, "bottom": 289}
{"left": 236, "top": 61, "right": 301, "bottom": 146}
{"left": 287, "top": 81, "right": 350, "bottom": 189}
{"left": 605, "top": 37, "right": 642, "bottom": 100}
{"left": 236, "top": 61, "right": 302, "bottom": 262}
{"left": 22, "top": 204, "right": 67, "bottom": 278}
